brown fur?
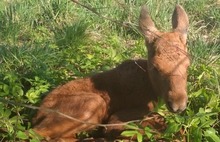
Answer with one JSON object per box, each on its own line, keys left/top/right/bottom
{"left": 33, "top": 5, "right": 189, "bottom": 141}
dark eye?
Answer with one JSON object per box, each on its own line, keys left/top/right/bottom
{"left": 152, "top": 64, "right": 162, "bottom": 74}
{"left": 152, "top": 65, "right": 160, "bottom": 73}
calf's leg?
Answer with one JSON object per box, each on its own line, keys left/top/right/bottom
{"left": 103, "top": 108, "right": 149, "bottom": 138}
{"left": 104, "top": 109, "right": 166, "bottom": 140}
{"left": 33, "top": 93, "right": 107, "bottom": 140}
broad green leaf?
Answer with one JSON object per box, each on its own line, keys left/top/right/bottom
{"left": 190, "top": 126, "right": 202, "bottom": 142}
{"left": 4, "top": 109, "right": 11, "bottom": 118}
{"left": 26, "top": 89, "right": 42, "bottom": 103}
{"left": 174, "top": 115, "right": 185, "bottom": 123}
{"left": 16, "top": 131, "right": 28, "bottom": 140}
{"left": 144, "top": 127, "right": 153, "bottom": 138}
{"left": 137, "top": 132, "right": 143, "bottom": 142}
{"left": 125, "top": 123, "right": 139, "bottom": 130}
{"left": 9, "top": 116, "right": 21, "bottom": 124}
{"left": 3, "top": 84, "right": 9, "bottom": 94}
{"left": 87, "top": 54, "right": 94, "bottom": 59}
{"left": 29, "top": 129, "right": 43, "bottom": 142}
{"left": 121, "top": 130, "right": 138, "bottom": 137}
{"left": 190, "top": 89, "right": 203, "bottom": 97}
{"left": 200, "top": 119, "right": 216, "bottom": 128}
{"left": 165, "top": 122, "right": 181, "bottom": 134}
{"left": 204, "top": 128, "right": 220, "bottom": 142}
{"left": 12, "top": 85, "right": 23, "bottom": 96}
{"left": 207, "top": 95, "right": 219, "bottom": 108}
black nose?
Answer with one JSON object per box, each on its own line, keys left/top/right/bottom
{"left": 167, "top": 101, "right": 183, "bottom": 113}
{"left": 167, "top": 101, "right": 174, "bottom": 112}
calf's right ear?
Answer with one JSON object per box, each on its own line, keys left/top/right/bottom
{"left": 172, "top": 5, "right": 189, "bottom": 44}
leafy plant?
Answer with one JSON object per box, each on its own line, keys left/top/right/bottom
{"left": 0, "top": 0, "right": 219, "bottom": 141}
{"left": 0, "top": 73, "right": 47, "bottom": 141}
{"left": 121, "top": 123, "right": 154, "bottom": 142}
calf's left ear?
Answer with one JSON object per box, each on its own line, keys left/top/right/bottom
{"left": 172, "top": 5, "right": 189, "bottom": 44}
{"left": 139, "top": 5, "right": 158, "bottom": 43}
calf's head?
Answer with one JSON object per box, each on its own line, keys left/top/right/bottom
{"left": 139, "top": 5, "right": 190, "bottom": 113}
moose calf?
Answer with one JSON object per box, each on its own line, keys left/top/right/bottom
{"left": 33, "top": 4, "right": 190, "bottom": 142}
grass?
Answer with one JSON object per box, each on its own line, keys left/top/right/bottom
{"left": 0, "top": 0, "right": 219, "bottom": 141}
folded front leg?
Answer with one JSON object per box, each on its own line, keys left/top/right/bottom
{"left": 104, "top": 109, "right": 166, "bottom": 141}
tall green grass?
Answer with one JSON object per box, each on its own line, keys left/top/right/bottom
{"left": 0, "top": 0, "right": 219, "bottom": 141}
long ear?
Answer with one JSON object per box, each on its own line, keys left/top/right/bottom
{"left": 172, "top": 5, "right": 189, "bottom": 44}
{"left": 139, "top": 5, "right": 158, "bottom": 43}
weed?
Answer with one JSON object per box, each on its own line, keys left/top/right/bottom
{"left": 0, "top": 0, "right": 219, "bottom": 141}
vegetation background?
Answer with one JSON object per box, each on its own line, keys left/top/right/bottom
{"left": 0, "top": 0, "right": 219, "bottom": 141}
